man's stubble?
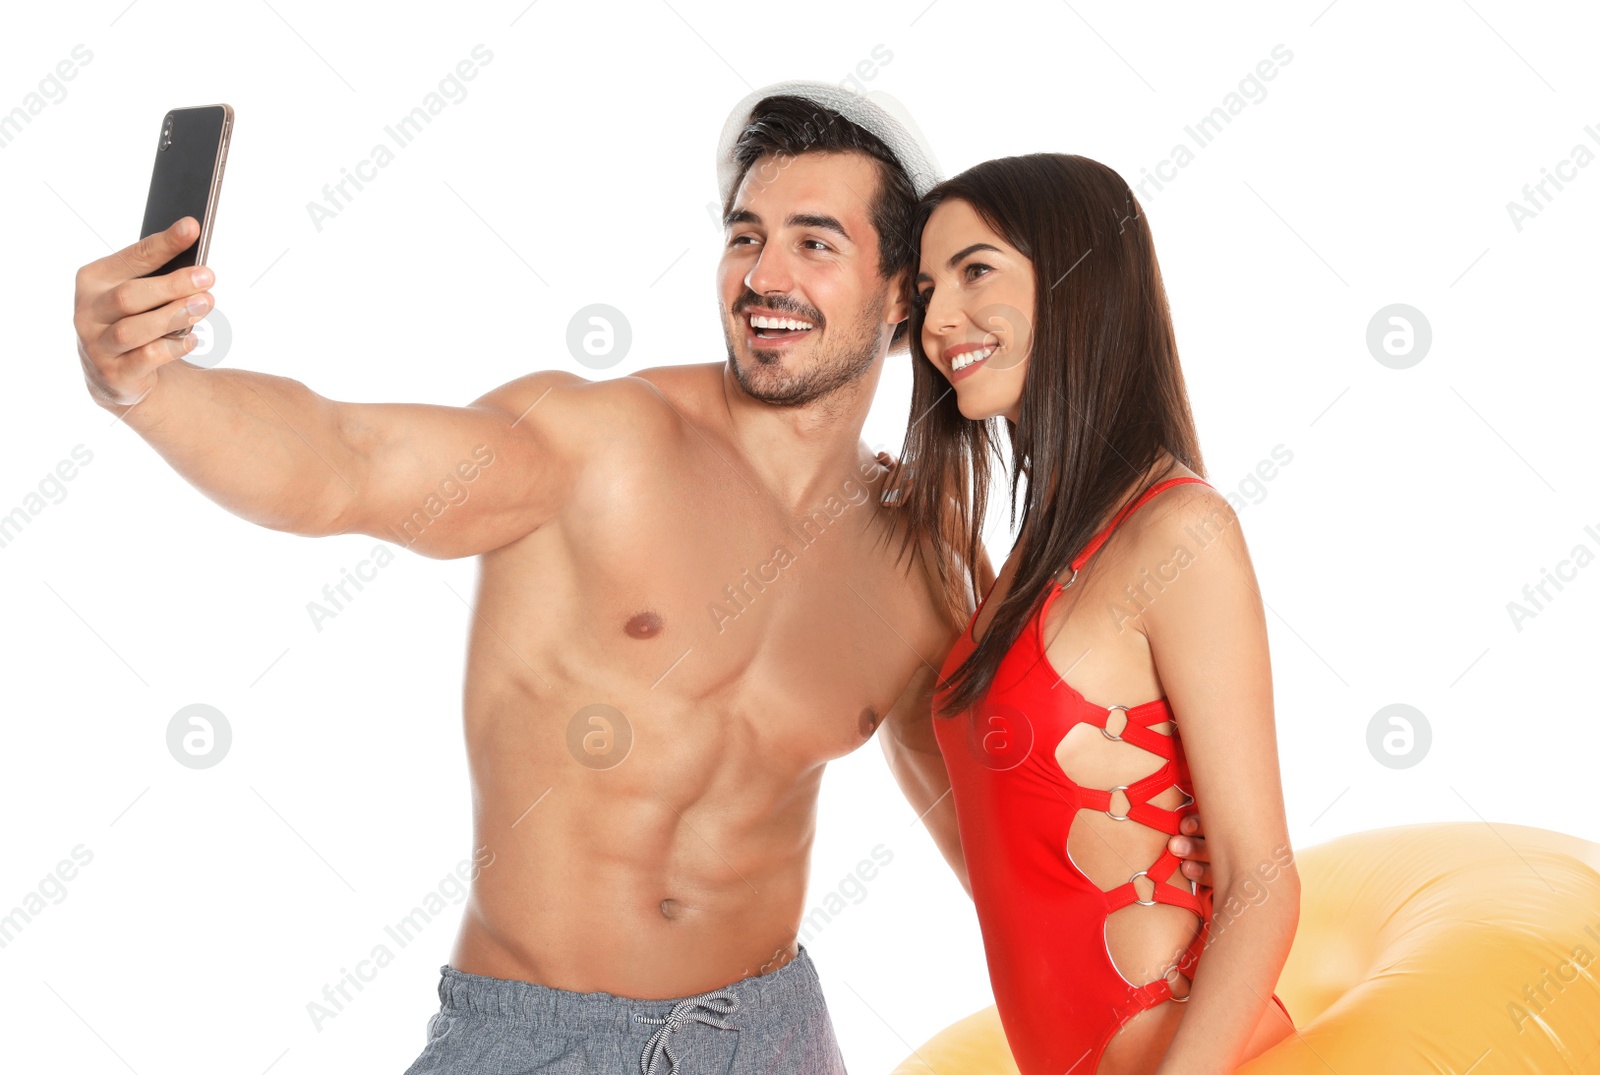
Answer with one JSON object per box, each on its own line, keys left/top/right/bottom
{"left": 722, "top": 290, "right": 888, "bottom": 410}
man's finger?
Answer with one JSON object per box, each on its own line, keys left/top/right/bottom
{"left": 104, "top": 216, "right": 199, "bottom": 285}
{"left": 1169, "top": 832, "right": 1209, "bottom": 862}
{"left": 99, "top": 291, "right": 212, "bottom": 358}
{"left": 92, "top": 263, "right": 214, "bottom": 327}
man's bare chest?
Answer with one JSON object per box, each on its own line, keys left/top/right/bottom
{"left": 476, "top": 459, "right": 934, "bottom": 759}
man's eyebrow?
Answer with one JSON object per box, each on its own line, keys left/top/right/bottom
{"left": 914, "top": 242, "right": 1003, "bottom": 284}
{"left": 723, "top": 208, "right": 852, "bottom": 243}
{"left": 787, "top": 213, "right": 851, "bottom": 243}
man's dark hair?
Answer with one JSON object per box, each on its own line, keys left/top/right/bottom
{"left": 724, "top": 95, "right": 917, "bottom": 347}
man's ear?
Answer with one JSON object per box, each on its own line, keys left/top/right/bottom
{"left": 883, "top": 267, "right": 911, "bottom": 331}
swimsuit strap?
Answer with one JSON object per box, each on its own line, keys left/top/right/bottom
{"left": 1067, "top": 476, "right": 1211, "bottom": 575}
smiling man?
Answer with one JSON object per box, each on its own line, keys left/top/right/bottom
{"left": 71, "top": 81, "right": 1215, "bottom": 1073}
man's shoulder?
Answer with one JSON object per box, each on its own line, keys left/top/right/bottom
{"left": 471, "top": 364, "right": 716, "bottom": 442}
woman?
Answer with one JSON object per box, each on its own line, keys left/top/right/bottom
{"left": 888, "top": 154, "right": 1300, "bottom": 1074}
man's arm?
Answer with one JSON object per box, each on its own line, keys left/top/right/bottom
{"left": 875, "top": 524, "right": 996, "bottom": 899}
{"left": 73, "top": 217, "right": 629, "bottom": 556}
{"left": 325, "top": 370, "right": 615, "bottom": 558}
{"left": 879, "top": 660, "right": 970, "bottom": 898}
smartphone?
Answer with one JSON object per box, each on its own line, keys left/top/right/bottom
{"left": 139, "top": 103, "right": 233, "bottom": 336}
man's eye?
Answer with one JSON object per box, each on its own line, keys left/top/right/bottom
{"left": 729, "top": 235, "right": 758, "bottom": 247}
{"left": 803, "top": 239, "right": 831, "bottom": 252}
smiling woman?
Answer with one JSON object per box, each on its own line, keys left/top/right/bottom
{"left": 888, "top": 152, "right": 1297, "bottom": 1075}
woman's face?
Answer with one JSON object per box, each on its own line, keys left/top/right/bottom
{"left": 915, "top": 198, "right": 1035, "bottom": 422}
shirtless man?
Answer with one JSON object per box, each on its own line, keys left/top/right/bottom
{"left": 72, "top": 82, "right": 1216, "bottom": 1073}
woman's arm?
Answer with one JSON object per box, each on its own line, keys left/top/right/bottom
{"left": 1136, "top": 487, "right": 1299, "bottom": 1075}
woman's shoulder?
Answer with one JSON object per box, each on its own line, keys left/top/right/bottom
{"left": 1117, "top": 464, "right": 1258, "bottom": 623}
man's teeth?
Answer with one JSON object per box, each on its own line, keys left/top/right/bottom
{"left": 749, "top": 314, "right": 814, "bottom": 331}
{"left": 951, "top": 346, "right": 996, "bottom": 370}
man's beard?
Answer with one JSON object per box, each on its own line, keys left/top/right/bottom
{"left": 722, "top": 292, "right": 885, "bottom": 408}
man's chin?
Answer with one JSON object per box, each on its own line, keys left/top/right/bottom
{"left": 742, "top": 332, "right": 815, "bottom": 361}
{"left": 737, "top": 339, "right": 809, "bottom": 369}
{"left": 730, "top": 349, "right": 811, "bottom": 404}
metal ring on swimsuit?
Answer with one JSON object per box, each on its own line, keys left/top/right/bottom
{"left": 1106, "top": 785, "right": 1132, "bottom": 821}
{"left": 1101, "top": 704, "right": 1130, "bottom": 742}
{"left": 1127, "top": 870, "right": 1200, "bottom": 907}
{"left": 1060, "top": 566, "right": 1080, "bottom": 589}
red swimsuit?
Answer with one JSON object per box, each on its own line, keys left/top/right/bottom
{"left": 933, "top": 476, "right": 1292, "bottom": 1074}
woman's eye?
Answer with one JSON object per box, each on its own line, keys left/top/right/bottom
{"left": 964, "top": 262, "right": 992, "bottom": 281}
{"left": 913, "top": 289, "right": 932, "bottom": 309}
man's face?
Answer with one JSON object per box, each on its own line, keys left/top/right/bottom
{"left": 718, "top": 150, "right": 908, "bottom": 407}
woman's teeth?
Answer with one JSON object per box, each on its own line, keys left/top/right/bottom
{"left": 951, "top": 345, "right": 996, "bottom": 370}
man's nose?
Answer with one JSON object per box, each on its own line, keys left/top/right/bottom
{"left": 744, "top": 244, "right": 794, "bottom": 296}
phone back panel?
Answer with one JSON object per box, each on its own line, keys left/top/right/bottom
{"left": 139, "top": 105, "right": 230, "bottom": 278}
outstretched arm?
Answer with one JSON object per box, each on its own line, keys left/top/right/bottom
{"left": 74, "top": 217, "right": 615, "bottom": 557}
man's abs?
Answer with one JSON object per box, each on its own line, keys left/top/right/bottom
{"left": 448, "top": 742, "right": 823, "bottom": 999}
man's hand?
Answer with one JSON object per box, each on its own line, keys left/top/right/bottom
{"left": 1169, "top": 813, "right": 1212, "bottom": 889}
{"left": 874, "top": 449, "right": 909, "bottom": 506}
{"left": 75, "top": 216, "right": 214, "bottom": 408}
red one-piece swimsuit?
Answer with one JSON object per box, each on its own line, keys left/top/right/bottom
{"left": 933, "top": 476, "right": 1293, "bottom": 1075}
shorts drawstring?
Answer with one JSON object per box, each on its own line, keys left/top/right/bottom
{"left": 634, "top": 989, "right": 741, "bottom": 1075}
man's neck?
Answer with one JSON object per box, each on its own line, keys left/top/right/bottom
{"left": 718, "top": 359, "right": 885, "bottom": 516}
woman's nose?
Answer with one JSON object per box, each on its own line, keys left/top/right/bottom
{"left": 925, "top": 295, "right": 962, "bottom": 335}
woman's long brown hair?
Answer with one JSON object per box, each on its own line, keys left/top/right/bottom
{"left": 883, "top": 153, "right": 1206, "bottom": 719}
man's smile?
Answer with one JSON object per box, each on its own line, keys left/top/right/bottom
{"left": 740, "top": 305, "right": 819, "bottom": 347}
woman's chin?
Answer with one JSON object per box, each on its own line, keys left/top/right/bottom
{"left": 954, "top": 391, "right": 1015, "bottom": 423}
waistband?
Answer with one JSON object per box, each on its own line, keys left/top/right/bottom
{"left": 434, "top": 943, "right": 821, "bottom": 1034}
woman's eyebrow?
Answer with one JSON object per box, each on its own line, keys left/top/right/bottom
{"left": 915, "top": 242, "right": 1004, "bottom": 284}
{"left": 945, "top": 242, "right": 1001, "bottom": 268}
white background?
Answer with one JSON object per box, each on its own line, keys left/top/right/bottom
{"left": 2, "top": 1, "right": 1597, "bottom": 1072}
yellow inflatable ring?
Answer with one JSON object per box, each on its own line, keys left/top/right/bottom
{"left": 889, "top": 822, "right": 1600, "bottom": 1073}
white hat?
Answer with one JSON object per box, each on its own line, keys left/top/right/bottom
{"left": 714, "top": 79, "right": 943, "bottom": 208}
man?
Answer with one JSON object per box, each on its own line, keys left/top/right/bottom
{"left": 72, "top": 81, "right": 1216, "bottom": 1073}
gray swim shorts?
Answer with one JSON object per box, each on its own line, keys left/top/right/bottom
{"left": 401, "top": 944, "right": 849, "bottom": 1074}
